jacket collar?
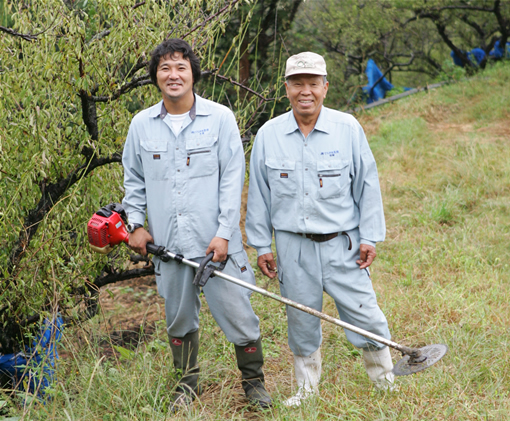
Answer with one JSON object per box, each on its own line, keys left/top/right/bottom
{"left": 284, "top": 106, "right": 329, "bottom": 135}
{"left": 148, "top": 94, "right": 210, "bottom": 120}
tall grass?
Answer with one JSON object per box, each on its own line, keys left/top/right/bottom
{"left": 3, "top": 62, "right": 510, "bottom": 420}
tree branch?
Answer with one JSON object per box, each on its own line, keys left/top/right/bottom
{"left": 90, "top": 75, "right": 152, "bottom": 102}
{"left": 93, "top": 265, "right": 154, "bottom": 290}
{"left": 429, "top": 5, "right": 495, "bottom": 13}
{"left": 7, "top": 151, "right": 122, "bottom": 278}
{"left": 414, "top": 11, "right": 475, "bottom": 70}
{"left": 0, "top": 25, "right": 37, "bottom": 41}
{"left": 203, "top": 72, "right": 274, "bottom": 102}
{"left": 493, "top": 0, "right": 510, "bottom": 47}
{"left": 133, "top": 1, "right": 146, "bottom": 10}
{"left": 80, "top": 90, "right": 99, "bottom": 140}
{"left": 179, "top": 0, "right": 242, "bottom": 40}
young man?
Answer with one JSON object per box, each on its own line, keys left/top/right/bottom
{"left": 122, "top": 39, "right": 271, "bottom": 411}
{"left": 246, "top": 52, "right": 394, "bottom": 406}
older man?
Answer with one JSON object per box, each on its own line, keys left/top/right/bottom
{"left": 122, "top": 38, "right": 271, "bottom": 411}
{"left": 246, "top": 52, "right": 394, "bottom": 406}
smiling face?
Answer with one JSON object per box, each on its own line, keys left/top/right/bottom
{"left": 156, "top": 52, "right": 194, "bottom": 105}
{"left": 285, "top": 74, "right": 328, "bottom": 123}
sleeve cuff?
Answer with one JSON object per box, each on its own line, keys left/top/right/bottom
{"left": 216, "top": 225, "right": 234, "bottom": 240}
{"left": 128, "top": 211, "right": 146, "bottom": 226}
{"left": 256, "top": 246, "right": 273, "bottom": 257}
{"left": 360, "top": 239, "right": 376, "bottom": 248}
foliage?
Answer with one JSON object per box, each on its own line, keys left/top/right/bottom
{"left": 0, "top": 0, "right": 278, "bottom": 352}
{"left": 203, "top": 0, "right": 302, "bottom": 130}
{"left": 287, "top": 0, "right": 510, "bottom": 108}
{"left": 436, "top": 58, "right": 468, "bottom": 82}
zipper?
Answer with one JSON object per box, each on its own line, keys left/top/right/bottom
{"left": 187, "top": 149, "right": 211, "bottom": 156}
{"left": 318, "top": 173, "right": 341, "bottom": 188}
{"left": 187, "top": 149, "right": 211, "bottom": 166}
{"left": 317, "top": 173, "right": 341, "bottom": 177}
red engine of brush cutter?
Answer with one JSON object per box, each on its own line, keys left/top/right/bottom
{"left": 87, "top": 203, "right": 129, "bottom": 254}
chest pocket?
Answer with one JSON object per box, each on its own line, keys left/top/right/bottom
{"left": 140, "top": 140, "right": 169, "bottom": 181}
{"left": 266, "top": 158, "right": 297, "bottom": 198}
{"left": 316, "top": 160, "right": 350, "bottom": 200}
{"left": 185, "top": 136, "right": 219, "bottom": 178}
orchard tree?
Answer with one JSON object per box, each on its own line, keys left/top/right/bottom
{"left": 404, "top": 0, "right": 510, "bottom": 71}
{"left": 288, "top": 0, "right": 510, "bottom": 108}
{"left": 0, "top": 0, "right": 275, "bottom": 353}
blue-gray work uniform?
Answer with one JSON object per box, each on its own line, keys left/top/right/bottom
{"left": 122, "top": 95, "right": 260, "bottom": 346}
{"left": 245, "top": 106, "right": 391, "bottom": 357}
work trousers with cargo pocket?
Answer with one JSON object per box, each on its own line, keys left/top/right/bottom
{"left": 274, "top": 228, "right": 391, "bottom": 357}
{"left": 154, "top": 249, "right": 261, "bottom": 346}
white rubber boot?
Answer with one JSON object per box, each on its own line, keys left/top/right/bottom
{"left": 284, "top": 348, "right": 322, "bottom": 407}
{"left": 362, "top": 347, "right": 395, "bottom": 391}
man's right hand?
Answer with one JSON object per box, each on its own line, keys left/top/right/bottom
{"left": 257, "top": 252, "right": 277, "bottom": 279}
{"left": 128, "top": 228, "right": 154, "bottom": 256}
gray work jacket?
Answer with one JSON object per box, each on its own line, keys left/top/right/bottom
{"left": 122, "top": 95, "right": 245, "bottom": 258}
{"left": 246, "top": 106, "right": 385, "bottom": 256}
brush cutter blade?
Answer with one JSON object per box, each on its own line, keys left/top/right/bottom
{"left": 392, "top": 344, "right": 448, "bottom": 376}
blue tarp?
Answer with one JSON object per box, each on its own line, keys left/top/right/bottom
{"left": 451, "top": 48, "right": 487, "bottom": 67}
{"left": 362, "top": 58, "right": 394, "bottom": 104}
{"left": 489, "top": 40, "right": 510, "bottom": 59}
{"left": 0, "top": 316, "right": 63, "bottom": 398}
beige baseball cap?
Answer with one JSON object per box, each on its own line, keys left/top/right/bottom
{"left": 285, "top": 52, "right": 327, "bottom": 78}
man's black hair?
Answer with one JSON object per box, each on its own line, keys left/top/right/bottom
{"left": 149, "top": 39, "right": 201, "bottom": 89}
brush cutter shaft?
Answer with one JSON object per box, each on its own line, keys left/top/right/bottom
{"left": 150, "top": 245, "right": 416, "bottom": 356}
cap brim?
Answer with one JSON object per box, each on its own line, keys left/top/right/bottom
{"left": 285, "top": 69, "right": 327, "bottom": 78}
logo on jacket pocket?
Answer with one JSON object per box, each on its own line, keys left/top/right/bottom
{"left": 240, "top": 266, "right": 247, "bottom": 273}
{"left": 280, "top": 173, "right": 288, "bottom": 178}
{"left": 153, "top": 154, "right": 161, "bottom": 160}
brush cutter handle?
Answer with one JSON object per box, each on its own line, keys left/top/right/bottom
{"left": 146, "top": 243, "right": 165, "bottom": 256}
{"left": 193, "top": 252, "right": 229, "bottom": 287}
{"left": 142, "top": 243, "right": 422, "bottom": 357}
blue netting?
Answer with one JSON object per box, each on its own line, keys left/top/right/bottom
{"left": 451, "top": 48, "right": 487, "bottom": 67}
{"left": 489, "top": 40, "right": 510, "bottom": 59}
{"left": 362, "top": 59, "right": 394, "bottom": 104}
{"left": 0, "top": 317, "right": 63, "bottom": 399}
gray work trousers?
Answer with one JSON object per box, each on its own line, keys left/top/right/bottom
{"left": 275, "top": 228, "right": 391, "bottom": 357}
{"left": 154, "top": 249, "right": 261, "bottom": 346}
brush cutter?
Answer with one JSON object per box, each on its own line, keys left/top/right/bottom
{"left": 87, "top": 204, "right": 448, "bottom": 376}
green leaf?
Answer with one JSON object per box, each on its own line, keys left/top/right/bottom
{"left": 112, "top": 345, "right": 135, "bottom": 360}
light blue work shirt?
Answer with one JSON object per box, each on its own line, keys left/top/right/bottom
{"left": 122, "top": 95, "right": 245, "bottom": 259}
{"left": 246, "top": 106, "right": 385, "bottom": 257}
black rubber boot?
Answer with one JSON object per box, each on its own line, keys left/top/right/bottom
{"left": 168, "top": 330, "right": 200, "bottom": 412}
{"left": 234, "top": 337, "right": 272, "bottom": 409}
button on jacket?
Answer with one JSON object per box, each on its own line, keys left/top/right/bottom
{"left": 122, "top": 95, "right": 245, "bottom": 259}
{"left": 246, "top": 106, "right": 385, "bottom": 256}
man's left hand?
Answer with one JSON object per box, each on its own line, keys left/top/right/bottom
{"left": 206, "top": 237, "right": 229, "bottom": 262}
{"left": 356, "top": 244, "right": 376, "bottom": 269}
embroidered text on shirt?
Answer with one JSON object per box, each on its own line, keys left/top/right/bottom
{"left": 191, "top": 128, "right": 210, "bottom": 135}
{"left": 320, "top": 150, "right": 340, "bottom": 157}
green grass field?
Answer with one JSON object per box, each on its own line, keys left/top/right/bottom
{"left": 3, "top": 62, "right": 510, "bottom": 420}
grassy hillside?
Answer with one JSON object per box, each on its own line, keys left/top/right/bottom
{"left": 4, "top": 62, "right": 510, "bottom": 420}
